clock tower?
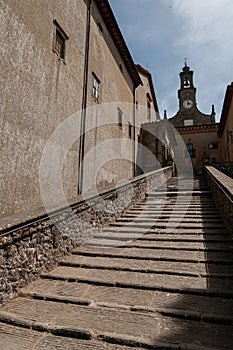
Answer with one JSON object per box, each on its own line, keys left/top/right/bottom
{"left": 169, "top": 62, "right": 216, "bottom": 127}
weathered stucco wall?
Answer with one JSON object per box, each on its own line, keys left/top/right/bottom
{"left": 219, "top": 97, "right": 233, "bottom": 162}
{"left": 1, "top": 0, "right": 158, "bottom": 227}
{"left": 1, "top": 0, "right": 86, "bottom": 218}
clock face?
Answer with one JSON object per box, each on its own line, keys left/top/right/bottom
{"left": 183, "top": 99, "right": 193, "bottom": 108}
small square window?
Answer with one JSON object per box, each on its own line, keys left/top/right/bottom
{"left": 184, "top": 119, "right": 193, "bottom": 126}
{"left": 208, "top": 143, "right": 218, "bottom": 149}
{"left": 92, "top": 73, "right": 100, "bottom": 101}
{"left": 118, "top": 108, "right": 123, "bottom": 129}
{"left": 53, "top": 20, "right": 68, "bottom": 61}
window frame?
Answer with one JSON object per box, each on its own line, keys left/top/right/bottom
{"left": 92, "top": 73, "right": 100, "bottom": 102}
{"left": 53, "top": 19, "right": 69, "bottom": 62}
{"left": 118, "top": 107, "right": 123, "bottom": 129}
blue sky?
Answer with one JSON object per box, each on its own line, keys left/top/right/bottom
{"left": 108, "top": 0, "right": 233, "bottom": 121}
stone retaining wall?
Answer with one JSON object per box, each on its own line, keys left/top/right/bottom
{"left": 205, "top": 166, "right": 233, "bottom": 239}
{"left": 213, "top": 163, "right": 233, "bottom": 179}
{"left": 0, "top": 167, "right": 172, "bottom": 306}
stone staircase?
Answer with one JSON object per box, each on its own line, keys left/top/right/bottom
{"left": 1, "top": 176, "right": 233, "bottom": 349}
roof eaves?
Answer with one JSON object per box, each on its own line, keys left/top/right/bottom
{"left": 136, "top": 64, "right": 159, "bottom": 113}
{"left": 95, "top": 0, "right": 142, "bottom": 87}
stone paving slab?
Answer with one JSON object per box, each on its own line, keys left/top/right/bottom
{"left": 1, "top": 297, "right": 233, "bottom": 349}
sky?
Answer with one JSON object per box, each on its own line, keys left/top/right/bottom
{"left": 108, "top": 0, "right": 233, "bottom": 121}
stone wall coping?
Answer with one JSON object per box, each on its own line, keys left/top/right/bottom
{"left": 205, "top": 166, "right": 233, "bottom": 200}
{"left": 0, "top": 167, "right": 172, "bottom": 235}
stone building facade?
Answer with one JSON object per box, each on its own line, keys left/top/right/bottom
{"left": 1, "top": 0, "right": 158, "bottom": 222}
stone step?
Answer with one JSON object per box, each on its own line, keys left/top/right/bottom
{"left": 20, "top": 279, "right": 233, "bottom": 319}
{"left": 101, "top": 227, "right": 229, "bottom": 235}
{"left": 1, "top": 298, "right": 233, "bottom": 349}
{"left": 147, "top": 191, "right": 212, "bottom": 197}
{"left": 124, "top": 211, "right": 222, "bottom": 218}
{"left": 110, "top": 221, "right": 226, "bottom": 229}
{"left": 41, "top": 265, "right": 233, "bottom": 292}
{"left": 0, "top": 323, "right": 130, "bottom": 350}
{"left": 73, "top": 246, "right": 233, "bottom": 264}
{"left": 85, "top": 238, "right": 232, "bottom": 252}
{"left": 95, "top": 231, "right": 230, "bottom": 242}
{"left": 60, "top": 254, "right": 233, "bottom": 276}
{"left": 116, "top": 216, "right": 224, "bottom": 223}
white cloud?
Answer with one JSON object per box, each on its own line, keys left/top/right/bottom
{"left": 172, "top": 0, "right": 233, "bottom": 47}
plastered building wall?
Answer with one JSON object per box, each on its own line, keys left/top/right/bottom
{"left": 219, "top": 91, "right": 233, "bottom": 162}
{"left": 1, "top": 0, "right": 153, "bottom": 220}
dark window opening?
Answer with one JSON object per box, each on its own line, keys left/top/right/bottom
{"left": 97, "top": 22, "right": 103, "bottom": 34}
{"left": 147, "top": 93, "right": 152, "bottom": 121}
{"left": 186, "top": 143, "right": 196, "bottom": 158}
{"left": 53, "top": 20, "right": 68, "bottom": 61}
{"left": 128, "top": 122, "right": 132, "bottom": 139}
{"left": 92, "top": 73, "right": 100, "bottom": 101}
{"left": 208, "top": 142, "right": 218, "bottom": 149}
{"left": 118, "top": 108, "right": 123, "bottom": 129}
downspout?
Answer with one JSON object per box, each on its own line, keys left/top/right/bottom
{"left": 78, "top": 0, "right": 92, "bottom": 194}
{"left": 133, "top": 85, "right": 136, "bottom": 177}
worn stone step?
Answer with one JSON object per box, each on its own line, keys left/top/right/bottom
{"left": 73, "top": 246, "right": 233, "bottom": 264}
{"left": 147, "top": 191, "right": 212, "bottom": 197}
{"left": 124, "top": 212, "right": 223, "bottom": 219}
{"left": 97, "top": 231, "right": 230, "bottom": 242}
{"left": 20, "top": 279, "right": 233, "bottom": 319}
{"left": 0, "top": 322, "right": 42, "bottom": 350}
{"left": 0, "top": 322, "right": 134, "bottom": 350}
{"left": 110, "top": 221, "right": 226, "bottom": 229}
{"left": 41, "top": 265, "right": 233, "bottom": 292}
{"left": 130, "top": 206, "right": 218, "bottom": 213}
{"left": 116, "top": 216, "right": 224, "bottom": 223}
{"left": 101, "top": 227, "right": 229, "bottom": 235}
{"left": 1, "top": 298, "right": 233, "bottom": 349}
{"left": 86, "top": 239, "right": 232, "bottom": 252}
{"left": 60, "top": 254, "right": 233, "bottom": 276}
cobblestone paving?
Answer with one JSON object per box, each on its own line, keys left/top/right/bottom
{"left": 1, "top": 177, "right": 233, "bottom": 349}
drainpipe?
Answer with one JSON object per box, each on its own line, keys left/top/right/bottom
{"left": 133, "top": 85, "right": 136, "bottom": 177}
{"left": 78, "top": 0, "right": 92, "bottom": 194}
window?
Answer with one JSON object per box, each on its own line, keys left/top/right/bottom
{"left": 147, "top": 93, "right": 152, "bottom": 121}
{"left": 92, "top": 73, "right": 100, "bottom": 101}
{"left": 97, "top": 22, "right": 103, "bottom": 35}
{"left": 184, "top": 119, "right": 193, "bottom": 126}
{"left": 53, "top": 20, "right": 68, "bottom": 61}
{"left": 186, "top": 143, "right": 195, "bottom": 158}
{"left": 183, "top": 77, "right": 191, "bottom": 88}
{"left": 128, "top": 122, "right": 132, "bottom": 139}
{"left": 118, "top": 107, "right": 123, "bottom": 129}
{"left": 208, "top": 142, "right": 218, "bottom": 149}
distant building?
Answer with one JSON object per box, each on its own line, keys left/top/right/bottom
{"left": 169, "top": 62, "right": 216, "bottom": 127}
{"left": 168, "top": 63, "right": 220, "bottom": 174}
